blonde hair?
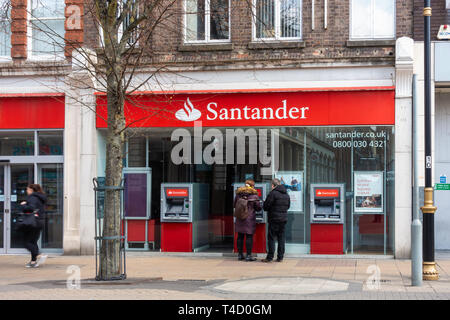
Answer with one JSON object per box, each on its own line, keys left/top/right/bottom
{"left": 245, "top": 179, "right": 255, "bottom": 188}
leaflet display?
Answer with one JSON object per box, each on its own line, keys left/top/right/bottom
{"left": 354, "top": 171, "right": 384, "bottom": 213}
{"left": 274, "top": 171, "right": 304, "bottom": 212}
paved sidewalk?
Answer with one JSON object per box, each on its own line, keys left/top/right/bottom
{"left": 0, "top": 254, "right": 449, "bottom": 300}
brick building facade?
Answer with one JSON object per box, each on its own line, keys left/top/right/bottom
{"left": 413, "top": 0, "right": 449, "bottom": 40}
{"left": 7, "top": 1, "right": 415, "bottom": 66}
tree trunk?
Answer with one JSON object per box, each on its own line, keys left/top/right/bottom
{"left": 99, "top": 72, "right": 126, "bottom": 279}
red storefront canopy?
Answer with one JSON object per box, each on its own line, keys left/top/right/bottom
{"left": 96, "top": 88, "right": 395, "bottom": 128}
{"left": 0, "top": 95, "right": 65, "bottom": 129}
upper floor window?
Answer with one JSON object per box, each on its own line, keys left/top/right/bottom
{"left": 29, "top": 0, "right": 65, "bottom": 58}
{"left": 253, "top": 0, "right": 302, "bottom": 41}
{"left": 119, "top": 0, "right": 139, "bottom": 46}
{"left": 98, "top": 0, "right": 139, "bottom": 48}
{"left": 447, "top": 0, "right": 450, "bottom": 9}
{"left": 0, "top": 0, "right": 11, "bottom": 58}
{"left": 184, "top": 0, "right": 230, "bottom": 43}
{"left": 350, "top": 0, "right": 395, "bottom": 40}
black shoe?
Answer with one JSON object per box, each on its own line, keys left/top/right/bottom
{"left": 238, "top": 253, "right": 245, "bottom": 261}
{"left": 261, "top": 258, "right": 273, "bottom": 263}
{"left": 245, "top": 255, "right": 257, "bottom": 262}
{"left": 276, "top": 258, "right": 283, "bottom": 262}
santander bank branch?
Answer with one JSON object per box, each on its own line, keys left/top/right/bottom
{"left": 96, "top": 88, "right": 395, "bottom": 255}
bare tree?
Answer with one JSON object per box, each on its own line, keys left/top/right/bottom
{"left": 0, "top": 0, "right": 272, "bottom": 280}
{"left": 1, "top": 0, "right": 181, "bottom": 280}
{"left": 91, "top": 0, "right": 178, "bottom": 280}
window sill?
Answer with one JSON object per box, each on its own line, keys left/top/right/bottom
{"left": 248, "top": 41, "right": 305, "bottom": 50}
{"left": 346, "top": 40, "right": 396, "bottom": 47}
{"left": 0, "top": 57, "right": 12, "bottom": 64}
{"left": 27, "top": 55, "right": 66, "bottom": 63}
{"left": 178, "top": 43, "right": 233, "bottom": 52}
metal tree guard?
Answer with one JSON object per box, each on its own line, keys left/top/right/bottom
{"left": 93, "top": 177, "right": 127, "bottom": 281}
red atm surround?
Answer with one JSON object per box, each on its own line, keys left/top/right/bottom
{"left": 161, "top": 187, "right": 192, "bottom": 252}
{"left": 161, "top": 222, "right": 193, "bottom": 252}
{"left": 160, "top": 183, "right": 210, "bottom": 252}
{"left": 310, "top": 224, "right": 343, "bottom": 254}
{"left": 233, "top": 186, "right": 267, "bottom": 254}
{"left": 310, "top": 185, "right": 344, "bottom": 255}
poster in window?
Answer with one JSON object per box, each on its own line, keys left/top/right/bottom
{"left": 354, "top": 171, "right": 384, "bottom": 213}
{"left": 274, "top": 171, "right": 303, "bottom": 212}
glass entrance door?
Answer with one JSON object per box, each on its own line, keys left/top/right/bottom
{"left": 1, "top": 164, "right": 34, "bottom": 253}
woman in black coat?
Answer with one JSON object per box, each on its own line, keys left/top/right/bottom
{"left": 234, "top": 180, "right": 262, "bottom": 262}
{"left": 19, "top": 184, "right": 47, "bottom": 268}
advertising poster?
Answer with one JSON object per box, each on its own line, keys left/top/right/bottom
{"left": 274, "top": 171, "right": 304, "bottom": 212}
{"left": 354, "top": 172, "right": 384, "bottom": 213}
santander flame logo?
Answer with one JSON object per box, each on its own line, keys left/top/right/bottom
{"left": 175, "top": 98, "right": 202, "bottom": 121}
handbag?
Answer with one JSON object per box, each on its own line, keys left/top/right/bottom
{"left": 16, "top": 209, "right": 40, "bottom": 230}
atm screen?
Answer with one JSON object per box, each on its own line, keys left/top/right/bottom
{"left": 314, "top": 199, "right": 334, "bottom": 214}
{"left": 166, "top": 198, "right": 187, "bottom": 214}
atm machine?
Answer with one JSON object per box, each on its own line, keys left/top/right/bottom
{"left": 160, "top": 183, "right": 209, "bottom": 252}
{"left": 232, "top": 183, "right": 269, "bottom": 254}
{"left": 310, "top": 184, "right": 345, "bottom": 254}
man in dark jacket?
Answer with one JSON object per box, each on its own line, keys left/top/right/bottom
{"left": 262, "top": 178, "right": 290, "bottom": 262}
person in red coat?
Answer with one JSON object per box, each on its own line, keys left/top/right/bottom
{"left": 234, "top": 179, "right": 262, "bottom": 261}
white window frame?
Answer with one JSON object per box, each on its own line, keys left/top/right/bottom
{"left": 183, "top": 0, "right": 231, "bottom": 44}
{"left": 252, "top": 0, "right": 303, "bottom": 42}
{"left": 118, "top": 0, "right": 140, "bottom": 47}
{"left": 27, "top": 0, "right": 66, "bottom": 61}
{"left": 0, "top": 0, "right": 11, "bottom": 61}
{"left": 349, "top": 0, "right": 396, "bottom": 41}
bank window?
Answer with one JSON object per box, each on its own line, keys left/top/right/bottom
{"left": 253, "top": 0, "right": 302, "bottom": 40}
{"left": 38, "top": 131, "right": 63, "bottom": 156}
{"left": 0, "top": 0, "right": 11, "bottom": 58}
{"left": 350, "top": 0, "right": 395, "bottom": 40}
{"left": 29, "top": 0, "right": 65, "bottom": 58}
{"left": 0, "top": 132, "right": 35, "bottom": 156}
{"left": 184, "top": 0, "right": 230, "bottom": 43}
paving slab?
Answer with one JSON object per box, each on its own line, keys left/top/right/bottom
{"left": 0, "top": 254, "right": 449, "bottom": 300}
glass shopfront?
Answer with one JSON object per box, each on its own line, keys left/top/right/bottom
{"left": 0, "top": 130, "right": 64, "bottom": 254}
{"left": 106, "top": 124, "right": 394, "bottom": 255}
{"left": 96, "top": 89, "right": 395, "bottom": 255}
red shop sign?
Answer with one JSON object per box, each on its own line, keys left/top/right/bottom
{"left": 0, "top": 95, "right": 65, "bottom": 129}
{"left": 166, "top": 189, "right": 189, "bottom": 197}
{"left": 315, "top": 189, "right": 340, "bottom": 198}
{"left": 96, "top": 89, "right": 395, "bottom": 128}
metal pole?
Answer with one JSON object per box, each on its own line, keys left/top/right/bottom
{"left": 412, "top": 74, "right": 423, "bottom": 286}
{"left": 421, "top": 1, "right": 438, "bottom": 281}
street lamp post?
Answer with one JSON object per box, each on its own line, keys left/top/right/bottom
{"left": 421, "top": 0, "right": 438, "bottom": 281}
